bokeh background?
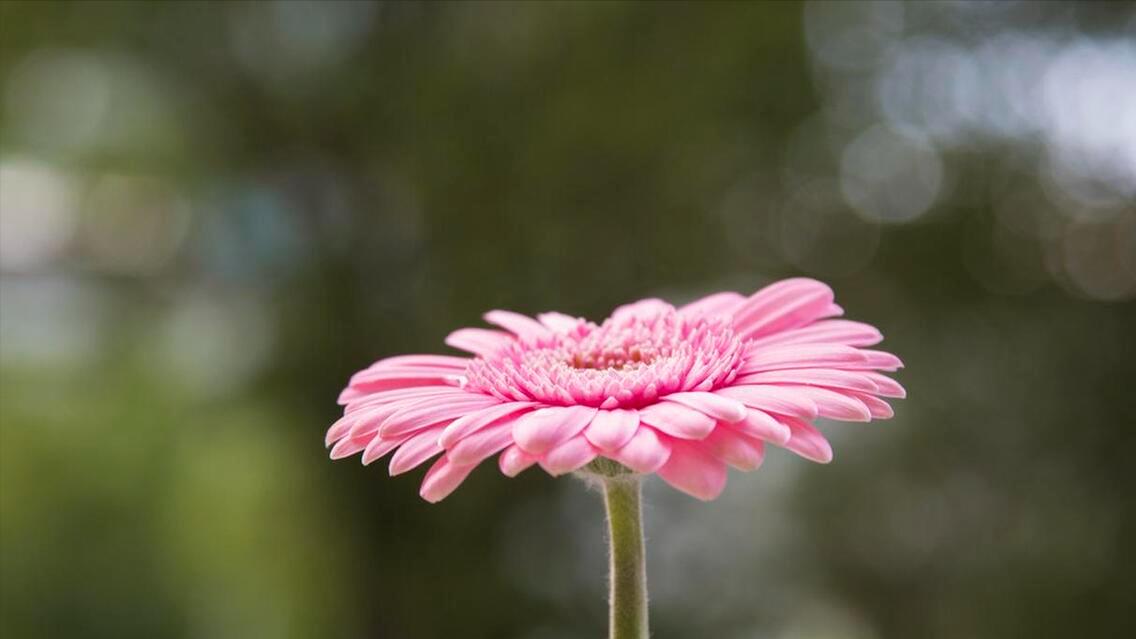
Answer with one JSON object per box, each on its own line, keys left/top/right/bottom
{"left": 2, "top": 1, "right": 1135, "bottom": 638}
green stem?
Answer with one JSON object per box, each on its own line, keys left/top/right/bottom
{"left": 602, "top": 476, "right": 649, "bottom": 639}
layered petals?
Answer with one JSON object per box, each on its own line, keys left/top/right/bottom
{"left": 444, "top": 328, "right": 514, "bottom": 357}
{"left": 513, "top": 406, "right": 598, "bottom": 455}
{"left": 420, "top": 456, "right": 477, "bottom": 503}
{"left": 389, "top": 426, "right": 447, "bottom": 476}
{"left": 731, "top": 408, "right": 792, "bottom": 445}
{"left": 327, "top": 277, "right": 903, "bottom": 501}
{"left": 499, "top": 444, "right": 539, "bottom": 477}
{"left": 779, "top": 416, "right": 834, "bottom": 463}
{"left": 380, "top": 395, "right": 501, "bottom": 438}
{"left": 449, "top": 421, "right": 521, "bottom": 466}
{"left": 715, "top": 385, "right": 819, "bottom": 419}
{"left": 610, "top": 426, "right": 672, "bottom": 473}
{"left": 540, "top": 436, "right": 601, "bottom": 475}
{"left": 702, "top": 425, "right": 766, "bottom": 471}
{"left": 583, "top": 409, "right": 640, "bottom": 452}
{"left": 662, "top": 391, "right": 748, "bottom": 423}
{"left": 732, "top": 278, "right": 835, "bottom": 339}
{"left": 638, "top": 401, "right": 716, "bottom": 440}
{"left": 656, "top": 440, "right": 728, "bottom": 501}
{"left": 678, "top": 291, "right": 744, "bottom": 318}
{"left": 484, "top": 310, "right": 553, "bottom": 341}
{"left": 440, "top": 402, "right": 535, "bottom": 448}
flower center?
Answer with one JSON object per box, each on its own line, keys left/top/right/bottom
{"left": 567, "top": 334, "right": 661, "bottom": 371}
{"left": 464, "top": 306, "right": 745, "bottom": 408}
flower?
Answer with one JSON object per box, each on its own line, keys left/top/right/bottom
{"left": 326, "top": 278, "right": 904, "bottom": 502}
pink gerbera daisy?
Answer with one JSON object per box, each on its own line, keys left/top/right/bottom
{"left": 325, "top": 277, "right": 904, "bottom": 502}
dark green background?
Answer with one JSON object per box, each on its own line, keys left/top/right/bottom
{"left": 2, "top": 1, "right": 1134, "bottom": 638}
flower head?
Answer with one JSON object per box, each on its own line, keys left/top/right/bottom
{"left": 326, "top": 278, "right": 904, "bottom": 502}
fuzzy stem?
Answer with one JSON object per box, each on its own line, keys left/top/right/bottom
{"left": 602, "top": 476, "right": 648, "bottom": 639}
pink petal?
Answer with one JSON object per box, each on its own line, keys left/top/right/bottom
{"left": 611, "top": 426, "right": 672, "bottom": 473}
{"left": 656, "top": 440, "right": 728, "bottom": 501}
{"left": 734, "top": 280, "right": 835, "bottom": 339}
{"left": 419, "top": 455, "right": 477, "bottom": 503}
{"left": 388, "top": 426, "right": 446, "bottom": 475}
{"left": 329, "top": 434, "right": 370, "bottom": 460}
{"left": 780, "top": 386, "right": 871, "bottom": 422}
{"left": 343, "top": 386, "right": 471, "bottom": 413}
{"left": 337, "top": 387, "right": 367, "bottom": 405}
{"left": 732, "top": 408, "right": 792, "bottom": 444}
{"left": 583, "top": 409, "right": 640, "bottom": 452}
{"left": 348, "top": 369, "right": 463, "bottom": 393}
{"left": 444, "top": 327, "right": 514, "bottom": 357}
{"left": 747, "top": 320, "right": 883, "bottom": 348}
{"left": 369, "top": 354, "right": 471, "bottom": 370}
{"left": 702, "top": 425, "right": 766, "bottom": 471}
{"left": 484, "top": 310, "right": 553, "bottom": 341}
{"left": 851, "top": 350, "right": 904, "bottom": 371}
{"left": 347, "top": 400, "right": 425, "bottom": 439}
{"left": 735, "top": 368, "right": 879, "bottom": 394}
{"left": 499, "top": 444, "right": 538, "bottom": 477}
{"left": 662, "top": 391, "right": 748, "bottom": 423}
{"left": 512, "top": 406, "right": 598, "bottom": 455}
{"left": 350, "top": 366, "right": 462, "bottom": 385}
{"left": 639, "top": 401, "right": 716, "bottom": 440}
{"left": 678, "top": 291, "right": 744, "bottom": 318}
{"left": 862, "top": 372, "right": 906, "bottom": 398}
{"left": 448, "top": 421, "right": 517, "bottom": 466}
{"left": 610, "top": 298, "right": 674, "bottom": 322}
{"left": 778, "top": 417, "right": 834, "bottom": 463}
{"left": 325, "top": 414, "right": 356, "bottom": 447}
{"left": 539, "top": 436, "right": 600, "bottom": 476}
{"left": 362, "top": 432, "right": 413, "bottom": 465}
{"left": 440, "top": 402, "right": 535, "bottom": 448}
{"left": 848, "top": 391, "right": 894, "bottom": 419}
{"left": 347, "top": 394, "right": 465, "bottom": 438}
{"left": 379, "top": 395, "right": 501, "bottom": 438}
{"left": 716, "top": 386, "right": 819, "bottom": 419}
{"left": 537, "top": 312, "right": 582, "bottom": 333}
{"left": 740, "top": 344, "right": 868, "bottom": 374}
{"left": 732, "top": 278, "right": 832, "bottom": 332}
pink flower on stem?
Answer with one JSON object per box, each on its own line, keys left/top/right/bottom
{"left": 325, "top": 277, "right": 904, "bottom": 501}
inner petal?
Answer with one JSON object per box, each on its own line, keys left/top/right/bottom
{"left": 463, "top": 307, "right": 745, "bottom": 409}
